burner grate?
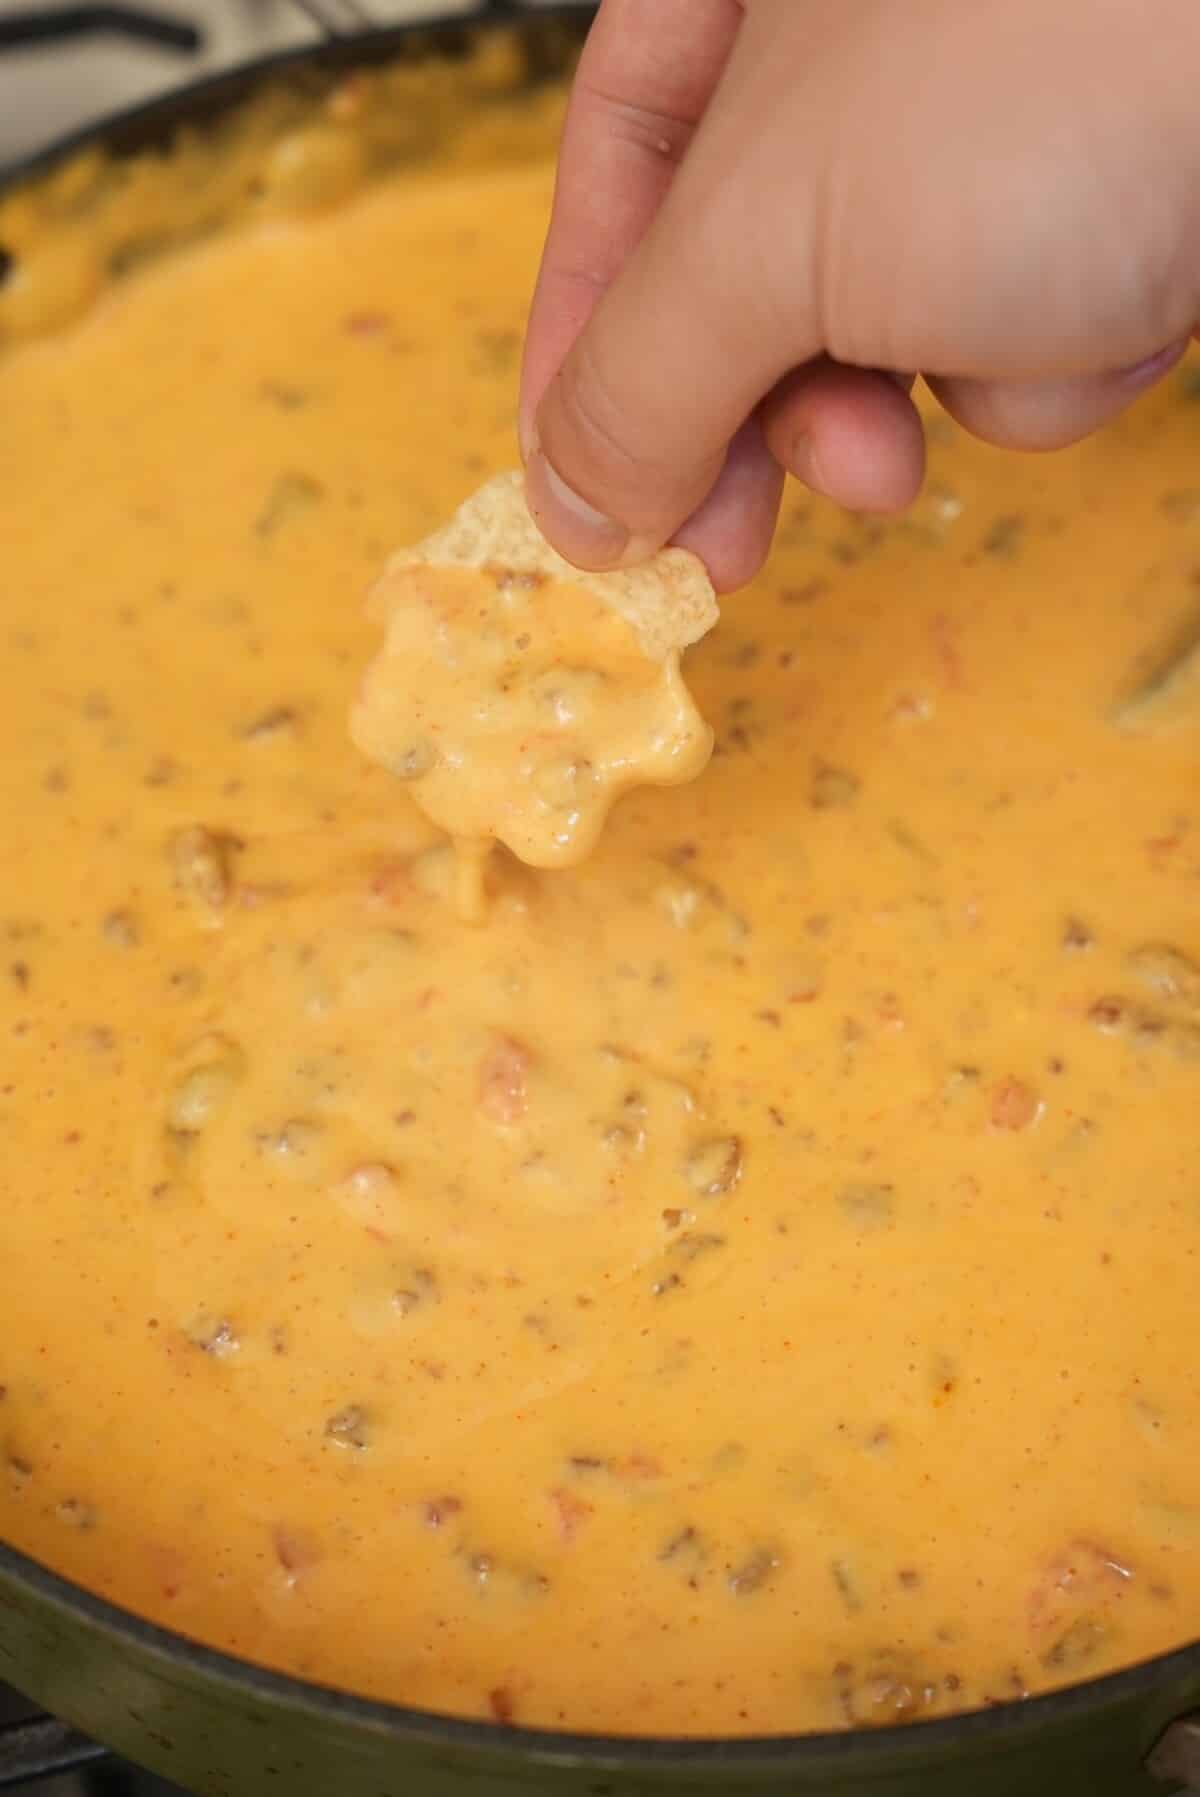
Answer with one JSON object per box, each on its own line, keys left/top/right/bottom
{"left": 0, "top": 2, "right": 201, "bottom": 51}
{"left": 0, "top": 0, "right": 578, "bottom": 54}
{"left": 0, "top": 1715, "right": 109, "bottom": 1790}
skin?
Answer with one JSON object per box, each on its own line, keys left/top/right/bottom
{"left": 519, "top": 0, "right": 1200, "bottom": 591}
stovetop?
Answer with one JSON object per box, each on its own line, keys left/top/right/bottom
{"left": 0, "top": 0, "right": 575, "bottom": 169}
{"left": 0, "top": 1678, "right": 179, "bottom": 1794}
{"left": 0, "top": 0, "right": 302, "bottom": 168}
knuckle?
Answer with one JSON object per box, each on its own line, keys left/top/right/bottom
{"left": 601, "top": 98, "right": 695, "bottom": 167}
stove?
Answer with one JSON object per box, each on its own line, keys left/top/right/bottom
{"left": 0, "top": 4, "right": 586, "bottom": 1784}
{"left": 0, "top": 0, "right": 580, "bottom": 169}
{"left": 0, "top": 0, "right": 298, "bottom": 169}
{"left": 0, "top": 1676, "right": 177, "bottom": 1793}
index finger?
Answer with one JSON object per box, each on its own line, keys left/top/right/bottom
{"left": 518, "top": 0, "right": 743, "bottom": 451}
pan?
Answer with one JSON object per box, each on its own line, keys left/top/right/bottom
{"left": 0, "top": 10, "right": 1198, "bottom": 1792}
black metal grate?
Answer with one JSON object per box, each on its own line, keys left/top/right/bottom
{"left": 0, "top": 1684, "right": 190, "bottom": 1790}
{"left": 0, "top": 1713, "right": 108, "bottom": 1790}
{"left": 0, "top": 4, "right": 202, "bottom": 52}
{"left": 0, "top": 1687, "right": 103, "bottom": 1788}
{"left": 0, "top": 0, "right": 577, "bottom": 53}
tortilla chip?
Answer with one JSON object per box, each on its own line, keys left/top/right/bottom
{"left": 368, "top": 470, "right": 718, "bottom": 662}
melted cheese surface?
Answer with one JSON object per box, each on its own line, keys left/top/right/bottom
{"left": 1, "top": 65, "right": 1200, "bottom": 1739}
{"left": 351, "top": 558, "right": 713, "bottom": 910}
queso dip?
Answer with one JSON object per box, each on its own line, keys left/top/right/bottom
{"left": 0, "top": 45, "right": 1198, "bottom": 1738}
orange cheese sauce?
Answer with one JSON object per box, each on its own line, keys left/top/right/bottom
{"left": 351, "top": 553, "right": 713, "bottom": 906}
{"left": 1, "top": 64, "right": 1200, "bottom": 1739}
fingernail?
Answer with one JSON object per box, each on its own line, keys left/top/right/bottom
{"left": 788, "top": 431, "right": 830, "bottom": 496}
{"left": 1116, "top": 339, "right": 1188, "bottom": 389}
{"left": 525, "top": 449, "right": 655, "bottom": 569}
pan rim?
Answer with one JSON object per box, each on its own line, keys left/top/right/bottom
{"left": 4, "top": 1530, "right": 1200, "bottom": 1768}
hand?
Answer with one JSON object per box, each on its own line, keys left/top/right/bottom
{"left": 519, "top": 0, "right": 1200, "bottom": 591}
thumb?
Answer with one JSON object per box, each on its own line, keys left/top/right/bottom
{"left": 524, "top": 143, "right": 811, "bottom": 570}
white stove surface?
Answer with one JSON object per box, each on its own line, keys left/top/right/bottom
{"left": 0, "top": 0, "right": 482, "bottom": 169}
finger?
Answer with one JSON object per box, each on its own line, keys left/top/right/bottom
{"left": 672, "top": 414, "right": 785, "bottom": 593}
{"left": 928, "top": 340, "right": 1190, "bottom": 451}
{"left": 525, "top": 18, "right": 820, "bottom": 571}
{"left": 672, "top": 369, "right": 918, "bottom": 590}
{"left": 761, "top": 361, "right": 926, "bottom": 512}
{"left": 518, "top": 0, "right": 743, "bottom": 455}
